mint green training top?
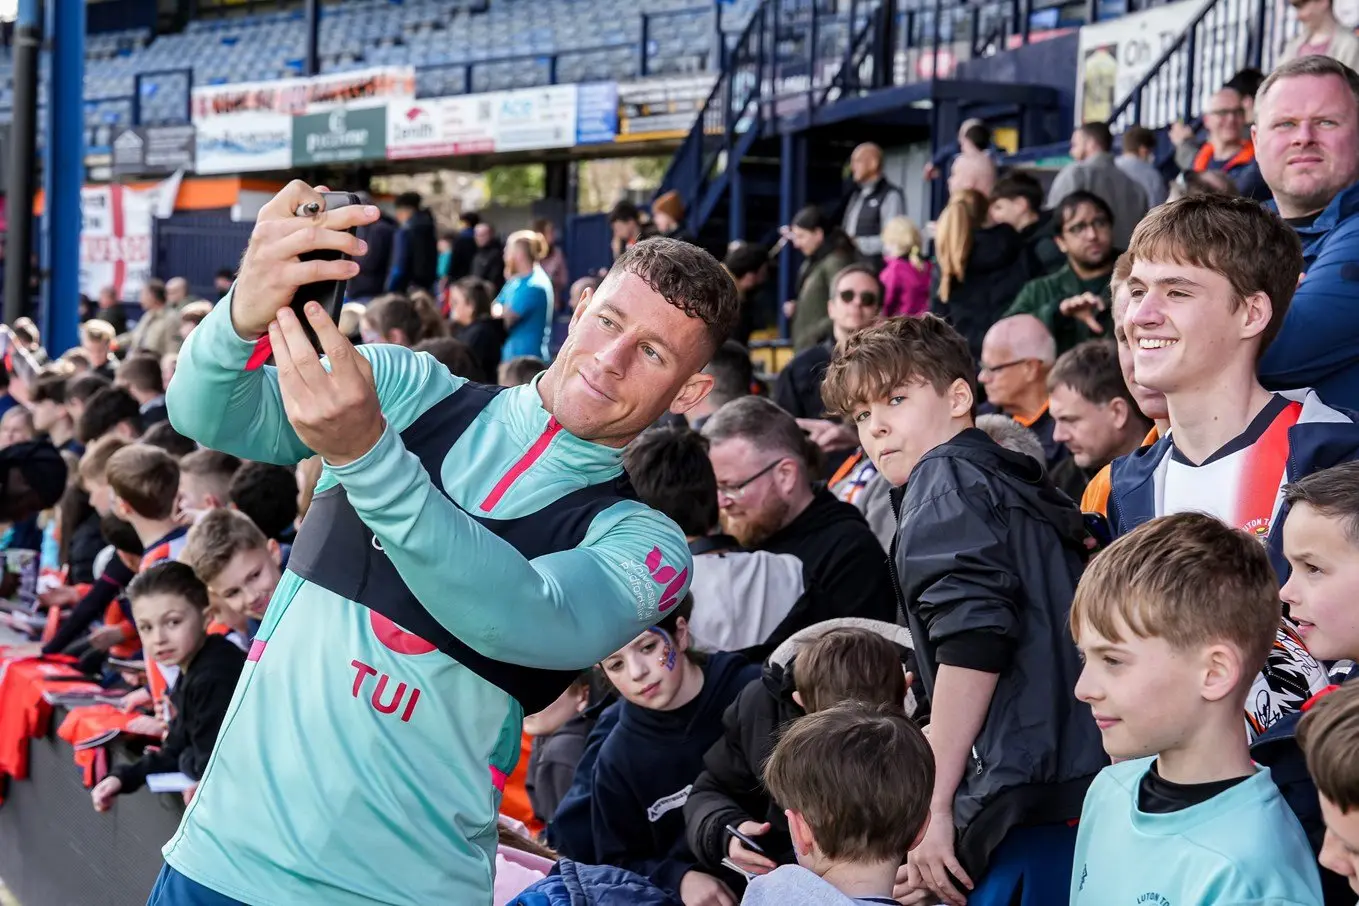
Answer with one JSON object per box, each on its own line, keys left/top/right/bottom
{"left": 160, "top": 296, "right": 692, "bottom": 906}
{"left": 1071, "top": 757, "right": 1323, "bottom": 906}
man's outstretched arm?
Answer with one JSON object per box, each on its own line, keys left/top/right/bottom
{"left": 270, "top": 303, "right": 691, "bottom": 670}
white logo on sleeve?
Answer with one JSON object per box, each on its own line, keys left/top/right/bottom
{"left": 647, "top": 784, "right": 693, "bottom": 822}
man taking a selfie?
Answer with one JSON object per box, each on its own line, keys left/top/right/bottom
{"left": 154, "top": 181, "right": 739, "bottom": 906}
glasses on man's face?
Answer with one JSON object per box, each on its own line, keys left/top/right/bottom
{"left": 716, "top": 458, "right": 786, "bottom": 501}
{"left": 1064, "top": 217, "right": 1111, "bottom": 237}
{"left": 1208, "top": 106, "right": 1245, "bottom": 119}
{"left": 979, "top": 358, "right": 1033, "bottom": 376}
{"left": 838, "top": 289, "right": 881, "bottom": 308}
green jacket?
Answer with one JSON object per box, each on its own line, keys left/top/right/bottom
{"left": 1004, "top": 264, "right": 1114, "bottom": 353}
{"left": 792, "top": 247, "right": 857, "bottom": 351}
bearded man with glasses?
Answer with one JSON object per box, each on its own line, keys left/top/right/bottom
{"left": 701, "top": 395, "right": 896, "bottom": 630}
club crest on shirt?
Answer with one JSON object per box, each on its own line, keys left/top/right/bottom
{"left": 1135, "top": 894, "right": 1171, "bottom": 906}
{"left": 1242, "top": 516, "right": 1271, "bottom": 541}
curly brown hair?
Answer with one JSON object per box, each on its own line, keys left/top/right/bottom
{"left": 608, "top": 237, "right": 740, "bottom": 352}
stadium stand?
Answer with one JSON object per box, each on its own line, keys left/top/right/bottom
{"left": 0, "top": 0, "right": 767, "bottom": 145}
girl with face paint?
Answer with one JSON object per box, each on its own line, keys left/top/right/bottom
{"left": 586, "top": 595, "right": 761, "bottom": 903}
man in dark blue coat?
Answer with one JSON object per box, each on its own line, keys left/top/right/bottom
{"left": 1254, "top": 56, "right": 1359, "bottom": 411}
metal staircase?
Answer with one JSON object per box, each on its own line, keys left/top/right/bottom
{"left": 656, "top": 0, "right": 1078, "bottom": 247}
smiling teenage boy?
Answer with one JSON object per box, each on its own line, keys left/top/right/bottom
{"left": 1108, "top": 195, "right": 1346, "bottom": 737}
{"left": 821, "top": 315, "right": 1105, "bottom": 906}
{"left": 1070, "top": 512, "right": 1323, "bottom": 905}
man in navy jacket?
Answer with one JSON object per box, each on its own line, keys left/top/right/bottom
{"left": 1254, "top": 56, "right": 1359, "bottom": 411}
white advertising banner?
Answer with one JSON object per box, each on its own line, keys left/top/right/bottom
{"left": 193, "top": 67, "right": 414, "bottom": 173}
{"left": 79, "top": 173, "right": 183, "bottom": 303}
{"left": 386, "top": 95, "right": 497, "bottom": 159}
{"left": 386, "top": 85, "right": 578, "bottom": 158}
{"left": 494, "top": 84, "right": 579, "bottom": 152}
{"left": 194, "top": 110, "right": 293, "bottom": 174}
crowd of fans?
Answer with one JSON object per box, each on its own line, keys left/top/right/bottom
{"left": 7, "top": 46, "right": 1359, "bottom": 906}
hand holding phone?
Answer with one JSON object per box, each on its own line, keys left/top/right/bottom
{"left": 230, "top": 181, "right": 376, "bottom": 341}
{"left": 725, "top": 821, "right": 777, "bottom": 876}
{"left": 291, "top": 191, "right": 364, "bottom": 333}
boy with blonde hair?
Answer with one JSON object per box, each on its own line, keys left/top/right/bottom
{"left": 1071, "top": 512, "right": 1322, "bottom": 904}
{"left": 182, "top": 508, "right": 282, "bottom": 631}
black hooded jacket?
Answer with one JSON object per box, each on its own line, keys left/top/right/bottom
{"left": 892, "top": 428, "right": 1106, "bottom": 875}
{"left": 683, "top": 657, "right": 803, "bottom": 871}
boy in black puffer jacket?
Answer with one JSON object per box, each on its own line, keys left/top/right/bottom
{"left": 683, "top": 622, "right": 912, "bottom": 881}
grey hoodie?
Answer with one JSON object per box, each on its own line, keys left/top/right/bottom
{"left": 741, "top": 865, "right": 899, "bottom": 905}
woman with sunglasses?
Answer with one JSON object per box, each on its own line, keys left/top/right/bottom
{"left": 1281, "top": 0, "right": 1359, "bottom": 71}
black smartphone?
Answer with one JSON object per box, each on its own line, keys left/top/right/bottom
{"left": 290, "top": 191, "right": 363, "bottom": 336}
{"left": 725, "top": 824, "right": 766, "bottom": 854}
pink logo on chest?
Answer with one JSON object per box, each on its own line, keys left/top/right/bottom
{"left": 645, "top": 547, "right": 689, "bottom": 613}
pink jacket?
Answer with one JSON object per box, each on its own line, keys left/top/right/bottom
{"left": 880, "top": 257, "right": 932, "bottom": 318}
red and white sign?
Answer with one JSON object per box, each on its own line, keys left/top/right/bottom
{"left": 79, "top": 173, "right": 182, "bottom": 303}
{"left": 387, "top": 96, "right": 496, "bottom": 159}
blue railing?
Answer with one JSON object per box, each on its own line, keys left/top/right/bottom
{"left": 657, "top": 0, "right": 1089, "bottom": 231}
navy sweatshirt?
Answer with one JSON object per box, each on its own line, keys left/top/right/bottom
{"left": 589, "top": 651, "right": 759, "bottom": 894}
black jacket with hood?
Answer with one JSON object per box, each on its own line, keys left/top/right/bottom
{"left": 683, "top": 618, "right": 918, "bottom": 875}
{"left": 892, "top": 428, "right": 1105, "bottom": 876}
{"left": 683, "top": 656, "right": 802, "bottom": 871}
{"left": 929, "top": 223, "right": 1034, "bottom": 365}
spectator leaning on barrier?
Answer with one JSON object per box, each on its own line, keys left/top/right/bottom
{"left": 1047, "top": 121, "right": 1149, "bottom": 250}
{"left": 1253, "top": 55, "right": 1359, "bottom": 411}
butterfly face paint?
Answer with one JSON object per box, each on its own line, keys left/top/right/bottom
{"left": 649, "top": 627, "right": 678, "bottom": 671}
